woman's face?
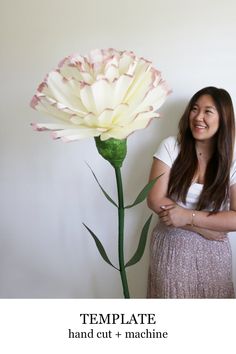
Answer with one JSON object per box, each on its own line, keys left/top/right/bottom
{"left": 189, "top": 94, "right": 220, "bottom": 142}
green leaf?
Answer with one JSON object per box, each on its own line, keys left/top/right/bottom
{"left": 86, "top": 162, "right": 118, "bottom": 207}
{"left": 83, "top": 223, "right": 119, "bottom": 271}
{"left": 125, "top": 214, "right": 153, "bottom": 268}
{"left": 125, "top": 174, "right": 164, "bottom": 209}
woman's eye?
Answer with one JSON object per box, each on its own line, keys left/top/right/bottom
{"left": 206, "top": 110, "right": 213, "bottom": 114}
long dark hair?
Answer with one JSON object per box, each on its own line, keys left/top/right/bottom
{"left": 168, "top": 86, "right": 235, "bottom": 212}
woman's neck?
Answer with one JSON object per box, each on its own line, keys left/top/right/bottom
{"left": 195, "top": 140, "right": 216, "bottom": 161}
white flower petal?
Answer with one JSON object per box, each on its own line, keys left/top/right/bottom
{"left": 101, "top": 110, "right": 157, "bottom": 141}
{"left": 31, "top": 122, "right": 73, "bottom": 131}
{"left": 31, "top": 48, "right": 170, "bottom": 143}
{"left": 52, "top": 127, "right": 102, "bottom": 141}
{"left": 97, "top": 109, "right": 113, "bottom": 127}
{"left": 133, "top": 84, "right": 170, "bottom": 113}
{"left": 83, "top": 113, "right": 100, "bottom": 127}
{"left": 124, "top": 69, "right": 153, "bottom": 107}
{"left": 104, "top": 64, "right": 119, "bottom": 82}
{"left": 70, "top": 115, "right": 84, "bottom": 125}
{"left": 111, "top": 103, "right": 130, "bottom": 124}
{"left": 46, "top": 71, "right": 87, "bottom": 113}
{"left": 112, "top": 74, "right": 133, "bottom": 107}
{"left": 88, "top": 49, "right": 104, "bottom": 64}
{"left": 118, "top": 51, "right": 135, "bottom": 75}
{"left": 31, "top": 96, "right": 72, "bottom": 122}
{"left": 112, "top": 108, "right": 133, "bottom": 126}
{"left": 90, "top": 80, "right": 113, "bottom": 113}
{"left": 59, "top": 65, "right": 84, "bottom": 81}
{"left": 79, "top": 84, "right": 98, "bottom": 114}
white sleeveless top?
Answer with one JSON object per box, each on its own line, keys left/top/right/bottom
{"left": 154, "top": 136, "right": 236, "bottom": 210}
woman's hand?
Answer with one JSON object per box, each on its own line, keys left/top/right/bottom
{"left": 158, "top": 204, "right": 227, "bottom": 241}
{"left": 183, "top": 225, "right": 227, "bottom": 242}
{"left": 195, "top": 228, "right": 227, "bottom": 242}
{"left": 158, "top": 203, "right": 192, "bottom": 227}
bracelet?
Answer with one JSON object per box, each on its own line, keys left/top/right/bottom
{"left": 191, "top": 211, "right": 196, "bottom": 226}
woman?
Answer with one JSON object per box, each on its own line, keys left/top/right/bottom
{"left": 147, "top": 86, "right": 236, "bottom": 298}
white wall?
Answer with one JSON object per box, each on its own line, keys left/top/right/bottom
{"left": 1, "top": 0, "right": 236, "bottom": 298}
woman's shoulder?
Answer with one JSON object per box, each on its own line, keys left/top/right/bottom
{"left": 159, "top": 135, "right": 179, "bottom": 151}
{"left": 153, "top": 136, "right": 179, "bottom": 167}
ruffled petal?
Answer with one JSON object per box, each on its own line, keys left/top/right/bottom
{"left": 31, "top": 96, "right": 72, "bottom": 122}
{"left": 52, "top": 127, "right": 103, "bottom": 141}
{"left": 133, "top": 83, "right": 171, "bottom": 114}
{"left": 92, "top": 79, "right": 114, "bottom": 113}
{"left": 45, "top": 71, "right": 87, "bottom": 113}
{"left": 83, "top": 112, "right": 101, "bottom": 127}
{"left": 31, "top": 122, "right": 72, "bottom": 131}
{"left": 112, "top": 74, "right": 133, "bottom": 107}
{"left": 104, "top": 59, "right": 120, "bottom": 82}
{"left": 100, "top": 110, "right": 157, "bottom": 140}
{"left": 79, "top": 83, "right": 98, "bottom": 115}
{"left": 97, "top": 109, "right": 114, "bottom": 127}
{"left": 31, "top": 48, "right": 170, "bottom": 143}
{"left": 118, "top": 51, "right": 136, "bottom": 75}
{"left": 123, "top": 65, "right": 153, "bottom": 107}
{"left": 59, "top": 64, "right": 93, "bottom": 84}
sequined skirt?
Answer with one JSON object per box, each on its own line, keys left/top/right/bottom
{"left": 147, "top": 222, "right": 235, "bottom": 298}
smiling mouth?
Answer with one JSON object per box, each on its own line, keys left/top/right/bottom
{"left": 194, "top": 124, "right": 207, "bottom": 129}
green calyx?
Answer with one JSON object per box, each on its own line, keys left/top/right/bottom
{"left": 95, "top": 137, "right": 127, "bottom": 168}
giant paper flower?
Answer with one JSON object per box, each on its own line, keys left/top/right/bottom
{"left": 31, "top": 49, "right": 171, "bottom": 298}
{"left": 31, "top": 48, "right": 170, "bottom": 142}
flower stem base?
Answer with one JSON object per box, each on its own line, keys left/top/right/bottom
{"left": 95, "top": 137, "right": 127, "bottom": 168}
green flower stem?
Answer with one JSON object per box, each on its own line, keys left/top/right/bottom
{"left": 114, "top": 166, "right": 130, "bottom": 298}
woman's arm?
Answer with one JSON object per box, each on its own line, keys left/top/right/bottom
{"left": 159, "top": 184, "right": 236, "bottom": 232}
{"left": 147, "top": 158, "right": 175, "bottom": 213}
{"left": 182, "top": 225, "right": 226, "bottom": 241}
{"left": 148, "top": 158, "right": 231, "bottom": 240}
{"left": 190, "top": 184, "right": 236, "bottom": 231}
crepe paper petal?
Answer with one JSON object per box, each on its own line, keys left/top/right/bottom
{"left": 125, "top": 214, "right": 153, "bottom": 268}
{"left": 118, "top": 51, "right": 136, "bottom": 75}
{"left": 100, "top": 111, "right": 156, "bottom": 140}
{"left": 90, "top": 79, "right": 113, "bottom": 114}
{"left": 60, "top": 133, "right": 101, "bottom": 143}
{"left": 51, "top": 127, "right": 102, "bottom": 141}
{"left": 83, "top": 223, "right": 119, "bottom": 270}
{"left": 104, "top": 62, "right": 120, "bottom": 82}
{"left": 110, "top": 103, "right": 130, "bottom": 125}
{"left": 88, "top": 48, "right": 104, "bottom": 63}
{"left": 79, "top": 83, "right": 98, "bottom": 115}
{"left": 31, "top": 48, "right": 171, "bottom": 142}
{"left": 31, "top": 123, "right": 72, "bottom": 131}
{"left": 134, "top": 83, "right": 171, "bottom": 114}
{"left": 31, "top": 96, "right": 74, "bottom": 122}
{"left": 86, "top": 162, "right": 118, "bottom": 207}
{"left": 112, "top": 74, "right": 133, "bottom": 107}
{"left": 45, "top": 71, "right": 86, "bottom": 112}
{"left": 124, "top": 73, "right": 153, "bottom": 108}
{"left": 83, "top": 112, "right": 101, "bottom": 127}
{"left": 60, "top": 65, "right": 93, "bottom": 84}
{"left": 125, "top": 175, "right": 163, "bottom": 209}
{"left": 69, "top": 115, "right": 84, "bottom": 125}
{"left": 97, "top": 109, "right": 114, "bottom": 127}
